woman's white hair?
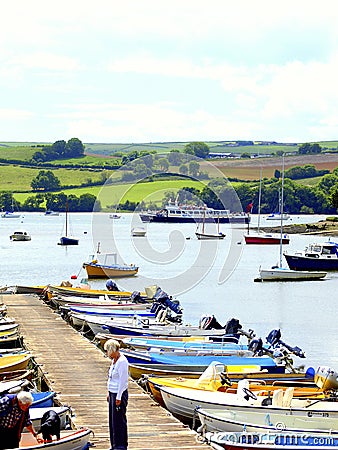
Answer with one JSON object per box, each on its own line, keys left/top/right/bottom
{"left": 104, "top": 339, "right": 120, "bottom": 353}
{"left": 17, "top": 391, "right": 33, "bottom": 405}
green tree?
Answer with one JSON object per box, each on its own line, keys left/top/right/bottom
{"left": 318, "top": 173, "right": 338, "bottom": 194}
{"left": 22, "top": 194, "right": 45, "bottom": 211}
{"left": 0, "top": 192, "right": 15, "bottom": 211}
{"left": 298, "top": 143, "right": 322, "bottom": 154}
{"left": 78, "top": 193, "right": 99, "bottom": 212}
{"left": 184, "top": 142, "right": 210, "bottom": 159}
{"left": 31, "top": 170, "right": 61, "bottom": 191}
{"left": 179, "top": 164, "right": 188, "bottom": 175}
{"left": 65, "top": 138, "right": 85, "bottom": 157}
{"left": 330, "top": 185, "right": 338, "bottom": 210}
{"left": 168, "top": 150, "right": 182, "bottom": 166}
{"left": 188, "top": 160, "right": 200, "bottom": 177}
{"left": 52, "top": 140, "right": 67, "bottom": 156}
{"left": 158, "top": 157, "right": 169, "bottom": 172}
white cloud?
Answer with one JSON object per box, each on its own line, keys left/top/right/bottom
{"left": 0, "top": 109, "right": 33, "bottom": 119}
{"left": 8, "top": 52, "right": 82, "bottom": 72}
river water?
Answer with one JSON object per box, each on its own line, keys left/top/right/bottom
{"left": 0, "top": 212, "right": 337, "bottom": 371}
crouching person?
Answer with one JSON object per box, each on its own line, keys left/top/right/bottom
{"left": 0, "top": 391, "right": 42, "bottom": 449}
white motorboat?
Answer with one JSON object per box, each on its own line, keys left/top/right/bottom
{"left": 159, "top": 377, "right": 338, "bottom": 425}
{"left": 197, "top": 404, "right": 338, "bottom": 434}
{"left": 10, "top": 230, "right": 31, "bottom": 241}
{"left": 131, "top": 227, "right": 146, "bottom": 237}
{"left": 257, "top": 267, "right": 326, "bottom": 281}
{"left": 19, "top": 427, "right": 92, "bottom": 450}
{"left": 266, "top": 212, "right": 290, "bottom": 220}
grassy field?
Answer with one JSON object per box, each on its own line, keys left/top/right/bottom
{"left": 0, "top": 166, "right": 109, "bottom": 191}
{"left": 2, "top": 141, "right": 338, "bottom": 210}
{"left": 14, "top": 179, "right": 204, "bottom": 209}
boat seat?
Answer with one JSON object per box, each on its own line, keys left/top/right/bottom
{"left": 282, "top": 387, "right": 294, "bottom": 407}
{"left": 271, "top": 388, "right": 284, "bottom": 407}
{"left": 236, "top": 379, "right": 250, "bottom": 403}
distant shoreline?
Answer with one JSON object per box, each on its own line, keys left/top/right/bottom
{"left": 260, "top": 220, "right": 338, "bottom": 236}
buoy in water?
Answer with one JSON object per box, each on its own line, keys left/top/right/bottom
{"left": 71, "top": 275, "right": 77, "bottom": 280}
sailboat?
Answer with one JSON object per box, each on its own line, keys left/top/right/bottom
{"left": 58, "top": 201, "right": 79, "bottom": 246}
{"left": 195, "top": 212, "right": 225, "bottom": 240}
{"left": 257, "top": 156, "right": 326, "bottom": 282}
{"left": 244, "top": 169, "right": 289, "bottom": 245}
{"left": 1, "top": 198, "right": 21, "bottom": 218}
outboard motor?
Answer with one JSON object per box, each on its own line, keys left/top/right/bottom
{"left": 152, "top": 288, "right": 183, "bottom": 315}
{"left": 106, "top": 279, "right": 120, "bottom": 292}
{"left": 199, "top": 315, "right": 223, "bottom": 330}
{"left": 223, "top": 318, "right": 242, "bottom": 334}
{"left": 248, "top": 338, "right": 264, "bottom": 356}
{"left": 130, "top": 291, "right": 146, "bottom": 303}
{"left": 266, "top": 329, "right": 305, "bottom": 359}
{"left": 266, "top": 329, "right": 281, "bottom": 347}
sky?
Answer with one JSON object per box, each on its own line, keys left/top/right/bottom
{"left": 1, "top": 0, "right": 338, "bottom": 144}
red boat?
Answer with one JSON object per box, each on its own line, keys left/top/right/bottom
{"left": 244, "top": 232, "right": 290, "bottom": 245}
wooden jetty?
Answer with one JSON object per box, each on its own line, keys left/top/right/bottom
{"left": 5, "top": 294, "right": 209, "bottom": 450}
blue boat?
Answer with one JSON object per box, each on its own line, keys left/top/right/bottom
{"left": 121, "top": 348, "right": 282, "bottom": 372}
{"left": 31, "top": 391, "right": 55, "bottom": 408}
{"left": 68, "top": 305, "right": 156, "bottom": 318}
{"left": 122, "top": 336, "right": 249, "bottom": 352}
{"left": 204, "top": 431, "right": 338, "bottom": 450}
{"left": 284, "top": 241, "right": 338, "bottom": 271}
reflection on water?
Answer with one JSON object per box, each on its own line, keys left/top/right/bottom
{"left": 0, "top": 212, "right": 337, "bottom": 369}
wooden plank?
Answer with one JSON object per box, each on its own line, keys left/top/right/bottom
{"left": 5, "top": 294, "right": 209, "bottom": 450}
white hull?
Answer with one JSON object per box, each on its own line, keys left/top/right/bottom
{"left": 131, "top": 227, "right": 146, "bottom": 237}
{"left": 197, "top": 406, "right": 338, "bottom": 434}
{"left": 29, "top": 406, "right": 71, "bottom": 429}
{"left": 258, "top": 268, "right": 326, "bottom": 281}
{"left": 196, "top": 232, "right": 225, "bottom": 240}
{"left": 10, "top": 231, "right": 31, "bottom": 241}
{"left": 266, "top": 213, "right": 290, "bottom": 220}
{"left": 160, "top": 385, "right": 338, "bottom": 424}
{"left": 19, "top": 428, "right": 92, "bottom": 450}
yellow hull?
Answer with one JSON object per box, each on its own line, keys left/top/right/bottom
{"left": 83, "top": 263, "right": 138, "bottom": 279}
{"left": 0, "top": 353, "right": 31, "bottom": 373}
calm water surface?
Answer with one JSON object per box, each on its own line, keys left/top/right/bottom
{"left": 0, "top": 212, "right": 337, "bottom": 370}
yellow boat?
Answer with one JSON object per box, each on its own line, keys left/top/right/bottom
{"left": 0, "top": 323, "right": 20, "bottom": 338}
{"left": 0, "top": 352, "right": 31, "bottom": 373}
{"left": 83, "top": 252, "right": 138, "bottom": 279}
{"left": 144, "top": 363, "right": 325, "bottom": 407}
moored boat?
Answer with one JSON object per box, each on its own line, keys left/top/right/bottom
{"left": 245, "top": 233, "right": 289, "bottom": 245}
{"left": 197, "top": 405, "right": 338, "bottom": 435}
{"left": 131, "top": 227, "right": 146, "bottom": 237}
{"left": 202, "top": 431, "right": 338, "bottom": 450}
{"left": 257, "top": 267, "right": 327, "bottom": 281}
{"left": 284, "top": 241, "right": 338, "bottom": 271}
{"left": 82, "top": 252, "right": 138, "bottom": 278}
{"left": 159, "top": 375, "right": 338, "bottom": 425}
{"left": 0, "top": 352, "right": 31, "bottom": 373}
{"left": 266, "top": 212, "right": 290, "bottom": 220}
{"left": 10, "top": 230, "right": 31, "bottom": 241}
{"left": 140, "top": 199, "right": 250, "bottom": 224}
{"left": 19, "top": 427, "right": 92, "bottom": 450}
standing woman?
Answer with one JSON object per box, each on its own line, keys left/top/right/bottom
{"left": 104, "top": 339, "right": 129, "bottom": 450}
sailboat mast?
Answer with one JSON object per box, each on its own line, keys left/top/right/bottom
{"left": 257, "top": 168, "right": 262, "bottom": 233}
{"left": 279, "top": 155, "right": 285, "bottom": 267}
{"left": 65, "top": 200, "right": 68, "bottom": 237}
